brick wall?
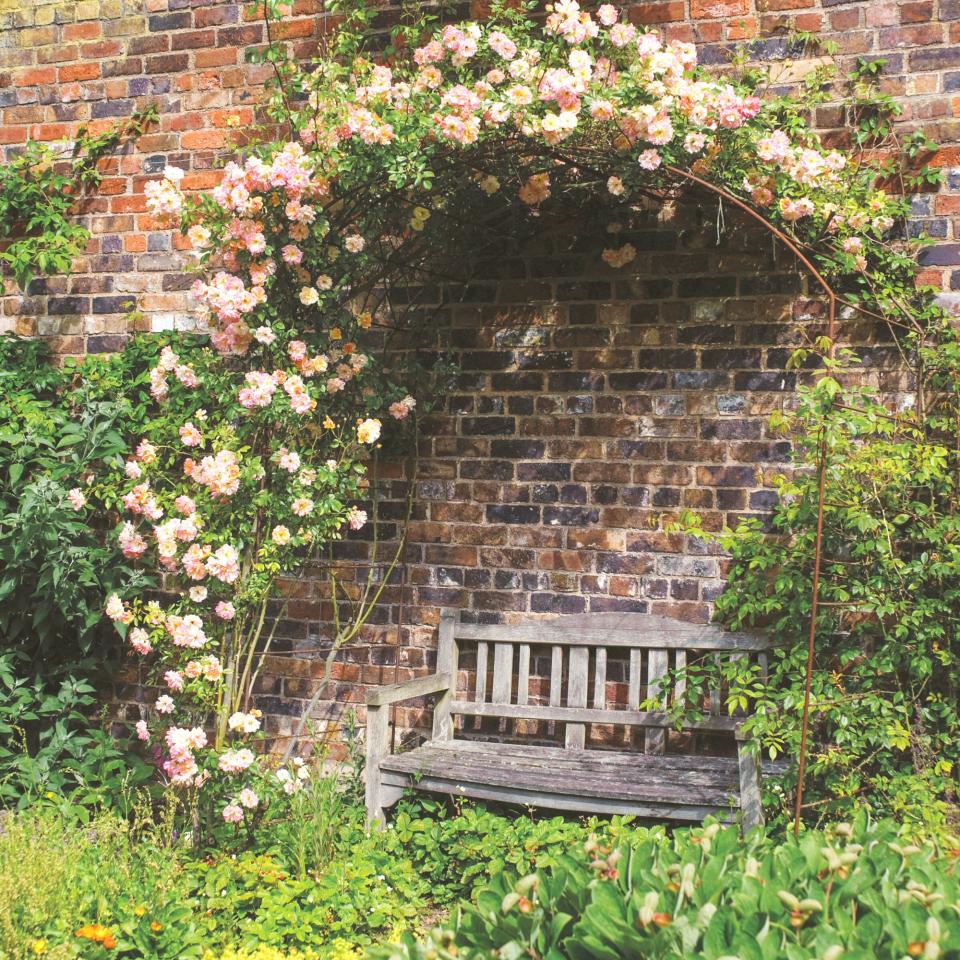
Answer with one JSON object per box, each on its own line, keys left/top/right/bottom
{"left": 2, "top": 0, "right": 956, "bottom": 745}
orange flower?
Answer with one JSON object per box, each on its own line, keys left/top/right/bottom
{"left": 102, "top": 936, "right": 118, "bottom": 950}
{"left": 150, "top": 921, "right": 163, "bottom": 932}
{"left": 75, "top": 924, "right": 112, "bottom": 943}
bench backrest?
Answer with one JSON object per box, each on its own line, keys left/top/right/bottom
{"left": 434, "top": 610, "right": 768, "bottom": 752}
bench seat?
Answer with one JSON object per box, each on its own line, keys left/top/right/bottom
{"left": 380, "top": 740, "right": 784, "bottom": 822}
{"left": 365, "top": 611, "right": 777, "bottom": 832}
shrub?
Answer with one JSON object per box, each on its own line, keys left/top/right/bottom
{"left": 0, "top": 652, "right": 152, "bottom": 811}
{"left": 374, "top": 816, "right": 960, "bottom": 960}
{"left": 0, "top": 336, "right": 150, "bottom": 668}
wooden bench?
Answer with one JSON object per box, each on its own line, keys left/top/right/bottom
{"left": 365, "top": 610, "right": 775, "bottom": 832}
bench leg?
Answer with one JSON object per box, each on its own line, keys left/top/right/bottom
{"left": 737, "top": 738, "right": 763, "bottom": 834}
{"left": 365, "top": 703, "right": 391, "bottom": 827}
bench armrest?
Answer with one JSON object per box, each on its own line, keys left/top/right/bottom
{"left": 366, "top": 672, "right": 452, "bottom": 707}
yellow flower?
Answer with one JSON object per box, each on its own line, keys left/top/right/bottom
{"left": 356, "top": 311, "right": 372, "bottom": 329}
{"left": 134, "top": 906, "right": 146, "bottom": 917}
{"left": 329, "top": 327, "right": 342, "bottom": 340}
{"left": 323, "top": 417, "right": 335, "bottom": 429}
{"left": 31, "top": 940, "right": 47, "bottom": 955}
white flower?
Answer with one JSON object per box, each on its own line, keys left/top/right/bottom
{"left": 163, "top": 165, "right": 185, "bottom": 182}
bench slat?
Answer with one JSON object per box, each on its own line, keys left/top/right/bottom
{"left": 645, "top": 649, "right": 669, "bottom": 754}
{"left": 453, "top": 616, "right": 767, "bottom": 651}
{"left": 517, "top": 643, "right": 530, "bottom": 706}
{"left": 593, "top": 648, "right": 607, "bottom": 709}
{"left": 565, "top": 646, "right": 589, "bottom": 749}
{"left": 381, "top": 746, "right": 741, "bottom": 805}
{"left": 475, "top": 641, "right": 488, "bottom": 703}
{"left": 451, "top": 700, "right": 739, "bottom": 731}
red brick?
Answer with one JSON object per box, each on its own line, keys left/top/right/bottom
{"left": 0, "top": 127, "right": 27, "bottom": 144}
{"left": 180, "top": 128, "right": 229, "bottom": 149}
{"left": 901, "top": 1, "right": 934, "bottom": 23}
{"left": 691, "top": 0, "right": 747, "bottom": 17}
{"left": 63, "top": 22, "right": 102, "bottom": 41}
{"left": 15, "top": 67, "right": 57, "bottom": 85}
{"left": 627, "top": 2, "right": 685, "bottom": 24}
{"left": 172, "top": 29, "right": 216, "bottom": 50}
{"left": 80, "top": 40, "right": 123, "bottom": 59}
{"left": 275, "top": 17, "right": 315, "bottom": 39}
{"left": 59, "top": 63, "right": 101, "bottom": 82}
{"left": 195, "top": 46, "right": 238, "bottom": 67}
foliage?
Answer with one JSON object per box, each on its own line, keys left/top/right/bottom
{"left": 0, "top": 336, "right": 151, "bottom": 667}
{"left": 375, "top": 815, "right": 960, "bottom": 960}
{"left": 0, "top": 652, "right": 152, "bottom": 811}
{"left": 0, "top": 804, "right": 201, "bottom": 960}
{"left": 382, "top": 798, "right": 659, "bottom": 907}
{"left": 665, "top": 328, "right": 960, "bottom": 832}
{"left": 0, "top": 111, "right": 156, "bottom": 290}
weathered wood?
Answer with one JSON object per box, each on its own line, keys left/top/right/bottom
{"left": 366, "top": 672, "right": 452, "bottom": 707}
{"left": 453, "top": 614, "right": 767, "bottom": 651}
{"left": 381, "top": 745, "right": 741, "bottom": 805}
{"left": 366, "top": 610, "right": 774, "bottom": 834}
{"left": 628, "top": 648, "right": 643, "bottom": 707}
{"left": 451, "top": 700, "right": 740, "bottom": 731}
{"left": 517, "top": 643, "right": 530, "bottom": 706}
{"left": 565, "top": 646, "right": 589, "bottom": 749}
{"left": 737, "top": 737, "right": 763, "bottom": 832}
{"left": 492, "top": 643, "right": 513, "bottom": 703}
{"left": 364, "top": 703, "right": 391, "bottom": 825}
{"left": 432, "top": 611, "right": 458, "bottom": 742}
{"left": 475, "top": 641, "right": 488, "bottom": 702}
{"left": 593, "top": 648, "right": 607, "bottom": 709}
{"left": 548, "top": 645, "right": 563, "bottom": 738}
{"left": 645, "top": 648, "right": 669, "bottom": 754}
{"left": 378, "top": 769, "right": 737, "bottom": 822}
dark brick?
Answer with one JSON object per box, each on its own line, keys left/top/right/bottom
{"left": 701, "top": 349, "right": 762, "bottom": 370}
{"left": 918, "top": 244, "right": 960, "bottom": 266}
{"left": 92, "top": 296, "right": 136, "bottom": 314}
{"left": 909, "top": 46, "right": 960, "bottom": 71}
{"left": 543, "top": 506, "right": 599, "bottom": 526}
{"left": 532, "top": 593, "right": 586, "bottom": 614}
{"left": 460, "top": 460, "right": 514, "bottom": 480}
{"left": 48, "top": 296, "right": 88, "bottom": 314}
{"left": 517, "top": 462, "right": 571, "bottom": 482}
{"left": 548, "top": 372, "right": 604, "bottom": 391}
{"left": 491, "top": 439, "right": 545, "bottom": 459}
{"left": 733, "top": 372, "right": 797, "bottom": 391}
{"left": 588, "top": 597, "right": 648, "bottom": 613}
{"left": 607, "top": 372, "right": 669, "bottom": 390}
{"left": 88, "top": 335, "right": 127, "bottom": 353}
{"left": 532, "top": 484, "right": 559, "bottom": 503}
{"left": 462, "top": 417, "right": 515, "bottom": 435}
{"left": 485, "top": 505, "right": 540, "bottom": 524}
{"left": 490, "top": 372, "right": 544, "bottom": 391}
{"left": 461, "top": 351, "right": 515, "bottom": 370}
{"left": 677, "top": 277, "right": 737, "bottom": 297}
{"left": 517, "top": 351, "right": 573, "bottom": 370}
{"left": 91, "top": 99, "right": 135, "bottom": 119}
{"left": 749, "top": 490, "right": 779, "bottom": 511}
{"left": 148, "top": 11, "right": 192, "bottom": 31}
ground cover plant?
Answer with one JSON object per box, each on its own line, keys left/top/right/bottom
{"left": 377, "top": 815, "right": 960, "bottom": 960}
